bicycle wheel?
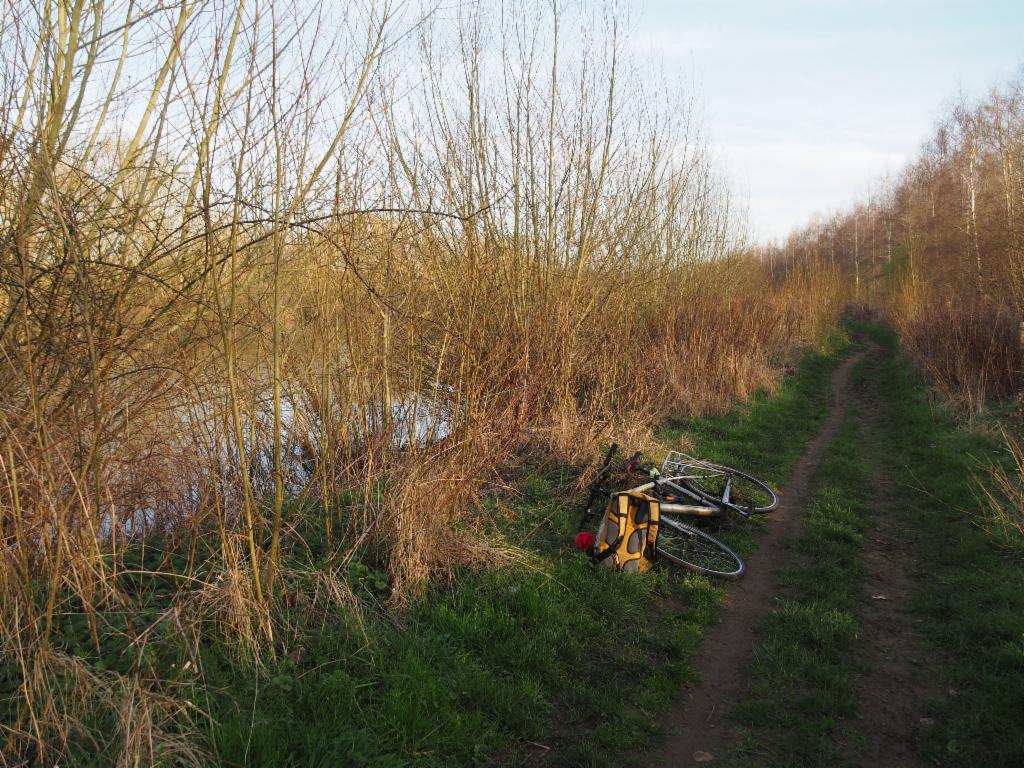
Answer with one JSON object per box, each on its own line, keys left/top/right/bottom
{"left": 657, "top": 516, "right": 745, "bottom": 578}
{"left": 679, "top": 462, "right": 779, "bottom": 514}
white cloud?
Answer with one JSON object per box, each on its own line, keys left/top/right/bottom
{"left": 716, "top": 132, "right": 907, "bottom": 240}
{"left": 625, "top": 0, "right": 1023, "bottom": 242}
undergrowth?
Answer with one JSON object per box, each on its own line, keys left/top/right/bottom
{"left": 0, "top": 5, "right": 846, "bottom": 761}
{"left": 0, "top": 340, "right": 848, "bottom": 766}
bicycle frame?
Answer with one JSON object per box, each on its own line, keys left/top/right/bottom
{"left": 627, "top": 477, "right": 730, "bottom": 518}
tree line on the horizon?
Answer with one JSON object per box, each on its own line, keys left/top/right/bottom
{"left": 765, "top": 69, "right": 1024, "bottom": 410}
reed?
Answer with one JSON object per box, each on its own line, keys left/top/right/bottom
{"left": 983, "top": 431, "right": 1024, "bottom": 544}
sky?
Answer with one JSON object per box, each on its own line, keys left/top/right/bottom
{"left": 630, "top": 0, "right": 1024, "bottom": 242}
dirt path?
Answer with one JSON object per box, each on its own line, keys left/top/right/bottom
{"left": 654, "top": 352, "right": 863, "bottom": 766}
{"left": 843, "top": 477, "right": 938, "bottom": 767}
{"left": 840, "top": 354, "right": 942, "bottom": 768}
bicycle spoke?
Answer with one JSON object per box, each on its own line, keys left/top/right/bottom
{"left": 657, "top": 516, "right": 744, "bottom": 578}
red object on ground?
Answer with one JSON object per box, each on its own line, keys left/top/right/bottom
{"left": 574, "top": 531, "right": 597, "bottom": 550}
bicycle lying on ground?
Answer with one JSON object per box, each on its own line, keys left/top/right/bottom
{"left": 576, "top": 444, "right": 779, "bottom": 579}
{"left": 641, "top": 450, "right": 778, "bottom": 518}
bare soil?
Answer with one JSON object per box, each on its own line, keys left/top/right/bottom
{"left": 841, "top": 478, "right": 940, "bottom": 767}
{"left": 840, "top": 363, "right": 943, "bottom": 767}
{"left": 654, "top": 352, "right": 863, "bottom": 766}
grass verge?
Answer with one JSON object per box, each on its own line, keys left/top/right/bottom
{"left": 861, "top": 323, "right": 1024, "bottom": 766}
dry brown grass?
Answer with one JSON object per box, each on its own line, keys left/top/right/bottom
{"left": 0, "top": 1, "right": 843, "bottom": 763}
{"left": 982, "top": 430, "right": 1024, "bottom": 542}
{"left": 890, "top": 296, "right": 1022, "bottom": 412}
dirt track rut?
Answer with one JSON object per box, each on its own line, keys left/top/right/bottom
{"left": 655, "top": 352, "right": 863, "bottom": 766}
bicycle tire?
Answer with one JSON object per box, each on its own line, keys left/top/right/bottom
{"left": 657, "top": 516, "right": 745, "bottom": 578}
{"left": 679, "top": 462, "right": 779, "bottom": 514}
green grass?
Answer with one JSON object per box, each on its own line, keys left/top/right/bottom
{"left": 200, "top": 562, "right": 712, "bottom": 767}
{"left": 859, "top": 323, "right": 1024, "bottom": 767}
{"left": 720, "top": 323, "right": 1024, "bottom": 767}
{"left": 721, "top": 415, "right": 868, "bottom": 768}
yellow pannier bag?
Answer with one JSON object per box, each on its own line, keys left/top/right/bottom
{"left": 593, "top": 490, "right": 660, "bottom": 573}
